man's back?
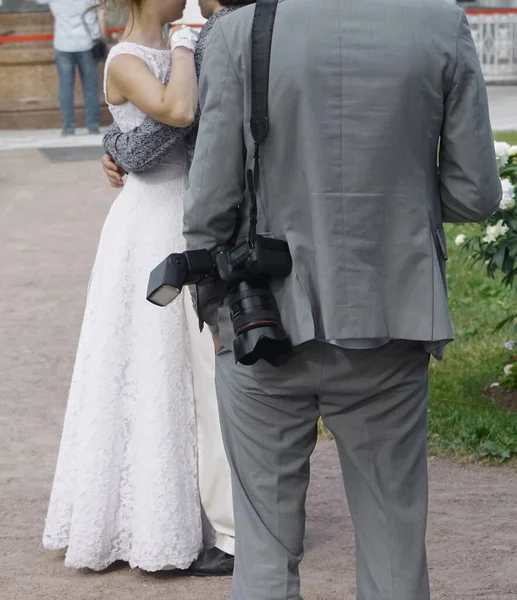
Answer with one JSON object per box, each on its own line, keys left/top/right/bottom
{"left": 186, "top": 0, "right": 500, "bottom": 353}
{"left": 184, "top": 2, "right": 502, "bottom": 598}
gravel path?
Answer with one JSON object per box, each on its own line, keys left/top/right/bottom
{"left": 1, "top": 149, "right": 516, "bottom": 600}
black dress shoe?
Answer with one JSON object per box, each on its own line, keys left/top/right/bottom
{"left": 186, "top": 547, "right": 234, "bottom": 577}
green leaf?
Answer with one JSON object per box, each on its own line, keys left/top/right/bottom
{"left": 493, "top": 248, "right": 506, "bottom": 271}
{"left": 494, "top": 312, "right": 517, "bottom": 333}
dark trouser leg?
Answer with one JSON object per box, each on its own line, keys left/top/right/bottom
{"left": 76, "top": 50, "right": 100, "bottom": 133}
{"left": 54, "top": 50, "right": 77, "bottom": 133}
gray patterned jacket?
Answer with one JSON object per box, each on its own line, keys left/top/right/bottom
{"left": 102, "top": 7, "right": 240, "bottom": 172}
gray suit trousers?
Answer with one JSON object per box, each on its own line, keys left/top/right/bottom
{"left": 215, "top": 340, "right": 430, "bottom": 600}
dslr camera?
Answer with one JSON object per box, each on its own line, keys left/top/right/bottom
{"left": 146, "top": 234, "right": 293, "bottom": 367}
{"left": 148, "top": 0, "right": 291, "bottom": 367}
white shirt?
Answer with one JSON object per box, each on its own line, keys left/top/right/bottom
{"left": 37, "top": 0, "right": 101, "bottom": 53}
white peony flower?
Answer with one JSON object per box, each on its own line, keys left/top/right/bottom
{"left": 504, "top": 340, "right": 516, "bottom": 351}
{"left": 495, "top": 141, "right": 510, "bottom": 168}
{"left": 504, "top": 364, "right": 514, "bottom": 376}
{"left": 499, "top": 178, "right": 515, "bottom": 210}
{"left": 455, "top": 234, "right": 467, "bottom": 246}
{"left": 483, "top": 220, "right": 509, "bottom": 243}
{"left": 509, "top": 145, "right": 517, "bottom": 157}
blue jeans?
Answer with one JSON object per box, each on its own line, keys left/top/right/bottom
{"left": 54, "top": 49, "right": 100, "bottom": 133}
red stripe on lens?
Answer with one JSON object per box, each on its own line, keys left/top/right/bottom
{"left": 235, "top": 320, "right": 279, "bottom": 336}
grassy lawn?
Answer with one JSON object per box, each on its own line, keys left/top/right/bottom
{"left": 428, "top": 223, "right": 517, "bottom": 462}
{"left": 495, "top": 130, "right": 517, "bottom": 146}
{"left": 428, "top": 131, "right": 517, "bottom": 462}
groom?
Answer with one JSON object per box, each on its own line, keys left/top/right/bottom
{"left": 102, "top": 0, "right": 257, "bottom": 578}
{"left": 183, "top": 0, "right": 501, "bottom": 598}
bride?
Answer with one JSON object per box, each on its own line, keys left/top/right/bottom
{"left": 43, "top": 0, "right": 207, "bottom": 572}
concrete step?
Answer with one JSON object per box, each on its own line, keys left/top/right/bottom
{"left": 0, "top": 99, "right": 112, "bottom": 130}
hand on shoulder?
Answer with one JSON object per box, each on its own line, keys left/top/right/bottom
{"left": 168, "top": 25, "right": 199, "bottom": 53}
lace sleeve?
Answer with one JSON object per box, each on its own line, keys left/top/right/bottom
{"left": 103, "top": 117, "right": 196, "bottom": 174}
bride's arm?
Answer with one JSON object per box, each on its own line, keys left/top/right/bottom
{"left": 107, "top": 43, "right": 197, "bottom": 127}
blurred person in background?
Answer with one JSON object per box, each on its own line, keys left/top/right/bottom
{"left": 37, "top": 0, "right": 107, "bottom": 135}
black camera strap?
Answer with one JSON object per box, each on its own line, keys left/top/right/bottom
{"left": 247, "top": 0, "right": 279, "bottom": 247}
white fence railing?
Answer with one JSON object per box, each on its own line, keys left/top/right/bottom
{"left": 467, "top": 12, "right": 517, "bottom": 83}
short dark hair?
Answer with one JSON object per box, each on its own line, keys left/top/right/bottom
{"left": 219, "top": 0, "right": 256, "bottom": 6}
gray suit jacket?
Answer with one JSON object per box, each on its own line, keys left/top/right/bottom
{"left": 183, "top": 0, "right": 501, "bottom": 355}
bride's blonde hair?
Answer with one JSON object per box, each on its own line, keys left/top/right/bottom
{"left": 108, "top": 0, "right": 143, "bottom": 36}
{"left": 110, "top": 0, "right": 143, "bottom": 15}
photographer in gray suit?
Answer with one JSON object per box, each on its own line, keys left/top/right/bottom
{"left": 183, "top": 0, "right": 501, "bottom": 598}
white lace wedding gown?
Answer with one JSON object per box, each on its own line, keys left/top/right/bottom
{"left": 43, "top": 43, "right": 204, "bottom": 571}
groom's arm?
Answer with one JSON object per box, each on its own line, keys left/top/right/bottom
{"left": 102, "top": 117, "right": 197, "bottom": 173}
{"left": 439, "top": 10, "right": 501, "bottom": 223}
{"left": 183, "top": 21, "right": 245, "bottom": 254}
{"left": 183, "top": 21, "right": 246, "bottom": 326}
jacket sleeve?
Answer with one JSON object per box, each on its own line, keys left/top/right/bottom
{"left": 183, "top": 21, "right": 245, "bottom": 251}
{"left": 183, "top": 21, "right": 246, "bottom": 326}
{"left": 439, "top": 10, "right": 501, "bottom": 223}
{"left": 102, "top": 117, "right": 197, "bottom": 174}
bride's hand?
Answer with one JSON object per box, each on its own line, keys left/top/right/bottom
{"left": 169, "top": 25, "right": 183, "bottom": 39}
{"left": 168, "top": 25, "right": 199, "bottom": 48}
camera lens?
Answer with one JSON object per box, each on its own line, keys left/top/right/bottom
{"left": 228, "top": 282, "right": 293, "bottom": 367}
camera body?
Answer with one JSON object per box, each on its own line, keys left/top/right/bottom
{"left": 147, "top": 235, "right": 293, "bottom": 367}
{"left": 215, "top": 235, "right": 292, "bottom": 284}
